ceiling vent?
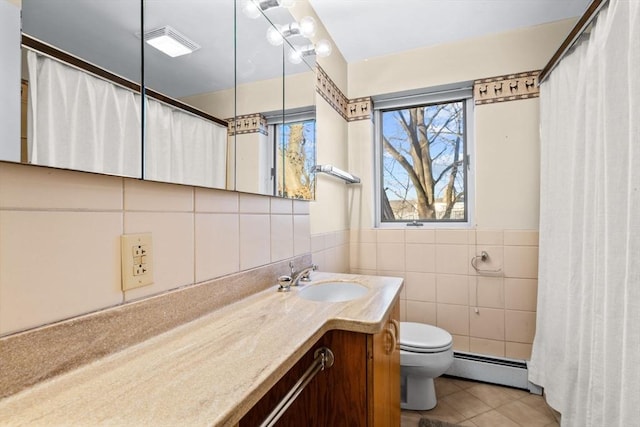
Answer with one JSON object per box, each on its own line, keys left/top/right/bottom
{"left": 142, "top": 26, "right": 200, "bottom": 58}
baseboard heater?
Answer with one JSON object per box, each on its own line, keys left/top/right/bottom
{"left": 445, "top": 351, "right": 542, "bottom": 395}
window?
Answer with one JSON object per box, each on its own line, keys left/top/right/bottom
{"left": 374, "top": 85, "right": 473, "bottom": 225}
{"left": 273, "top": 118, "right": 316, "bottom": 199}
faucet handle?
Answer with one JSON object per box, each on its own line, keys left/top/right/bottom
{"left": 299, "top": 264, "right": 318, "bottom": 282}
{"left": 277, "top": 275, "right": 293, "bottom": 292}
{"left": 289, "top": 260, "right": 295, "bottom": 276}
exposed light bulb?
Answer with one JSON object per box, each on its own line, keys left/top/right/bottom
{"left": 298, "top": 16, "right": 316, "bottom": 38}
{"left": 243, "top": 0, "right": 289, "bottom": 18}
{"left": 266, "top": 17, "right": 315, "bottom": 47}
{"left": 315, "top": 39, "right": 332, "bottom": 57}
{"left": 287, "top": 40, "right": 332, "bottom": 64}
{"left": 241, "top": 0, "right": 261, "bottom": 19}
{"left": 266, "top": 26, "right": 284, "bottom": 46}
{"left": 288, "top": 48, "right": 304, "bottom": 64}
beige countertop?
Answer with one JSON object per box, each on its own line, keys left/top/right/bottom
{"left": 0, "top": 272, "right": 403, "bottom": 426}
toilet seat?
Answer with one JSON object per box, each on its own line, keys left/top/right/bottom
{"left": 400, "top": 322, "right": 453, "bottom": 353}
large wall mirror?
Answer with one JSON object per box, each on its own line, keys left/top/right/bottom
{"left": 20, "top": 0, "right": 143, "bottom": 178}
{"left": 1, "top": 0, "right": 317, "bottom": 199}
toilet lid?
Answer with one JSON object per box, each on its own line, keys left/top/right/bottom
{"left": 400, "top": 322, "right": 453, "bottom": 352}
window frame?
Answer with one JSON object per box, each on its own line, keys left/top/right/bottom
{"left": 267, "top": 108, "right": 317, "bottom": 199}
{"left": 373, "top": 83, "right": 475, "bottom": 229}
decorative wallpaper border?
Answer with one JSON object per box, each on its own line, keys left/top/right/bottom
{"left": 316, "top": 65, "right": 349, "bottom": 120}
{"left": 315, "top": 65, "right": 372, "bottom": 122}
{"left": 227, "top": 113, "right": 267, "bottom": 136}
{"left": 474, "top": 70, "right": 540, "bottom": 105}
{"left": 230, "top": 69, "right": 540, "bottom": 127}
{"left": 347, "top": 97, "right": 372, "bottom": 122}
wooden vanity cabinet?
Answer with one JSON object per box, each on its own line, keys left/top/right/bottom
{"left": 239, "top": 299, "right": 400, "bottom": 427}
{"left": 369, "top": 299, "right": 401, "bottom": 426}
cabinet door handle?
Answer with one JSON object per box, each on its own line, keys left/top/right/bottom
{"left": 386, "top": 324, "right": 397, "bottom": 354}
{"left": 390, "top": 319, "right": 400, "bottom": 346}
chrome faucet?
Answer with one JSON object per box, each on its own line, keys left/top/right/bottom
{"left": 276, "top": 275, "right": 293, "bottom": 292}
{"left": 290, "top": 261, "right": 318, "bottom": 286}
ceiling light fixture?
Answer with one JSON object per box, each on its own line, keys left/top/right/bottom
{"left": 288, "top": 39, "right": 332, "bottom": 64}
{"left": 242, "top": 0, "right": 294, "bottom": 19}
{"left": 142, "top": 26, "right": 200, "bottom": 58}
{"left": 266, "top": 16, "right": 317, "bottom": 46}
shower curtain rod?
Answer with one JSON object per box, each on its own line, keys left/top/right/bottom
{"left": 538, "top": 0, "right": 609, "bottom": 84}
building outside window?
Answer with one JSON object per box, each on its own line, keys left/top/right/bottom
{"left": 374, "top": 85, "right": 474, "bottom": 226}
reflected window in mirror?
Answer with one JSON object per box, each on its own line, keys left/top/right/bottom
{"left": 273, "top": 116, "right": 316, "bottom": 200}
{"left": 2, "top": 0, "right": 318, "bottom": 198}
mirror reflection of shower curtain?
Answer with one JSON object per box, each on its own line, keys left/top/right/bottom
{"left": 26, "top": 51, "right": 141, "bottom": 178}
{"left": 529, "top": 1, "right": 640, "bottom": 425}
{"left": 27, "top": 50, "right": 227, "bottom": 187}
{"left": 144, "top": 100, "right": 227, "bottom": 188}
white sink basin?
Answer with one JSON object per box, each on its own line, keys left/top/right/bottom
{"left": 298, "top": 282, "right": 368, "bottom": 302}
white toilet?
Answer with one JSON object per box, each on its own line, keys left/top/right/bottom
{"left": 400, "top": 322, "right": 454, "bottom": 411}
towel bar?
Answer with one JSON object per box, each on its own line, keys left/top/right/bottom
{"left": 259, "top": 346, "right": 335, "bottom": 427}
{"left": 313, "top": 164, "right": 360, "bottom": 184}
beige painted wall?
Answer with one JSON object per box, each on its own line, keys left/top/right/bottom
{"left": 343, "top": 20, "right": 575, "bottom": 359}
{"left": 182, "top": 87, "right": 234, "bottom": 120}
{"left": 347, "top": 19, "right": 575, "bottom": 231}
{"left": 348, "top": 19, "right": 574, "bottom": 99}
{"left": 183, "top": 69, "right": 316, "bottom": 195}
{"left": 289, "top": 0, "right": 351, "bottom": 236}
{"left": 475, "top": 99, "right": 541, "bottom": 229}
{"left": 182, "top": 66, "right": 315, "bottom": 118}
{"left": 290, "top": 0, "right": 348, "bottom": 94}
{"left": 310, "top": 96, "right": 350, "bottom": 235}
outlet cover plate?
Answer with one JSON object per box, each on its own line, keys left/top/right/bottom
{"left": 121, "top": 233, "right": 154, "bottom": 291}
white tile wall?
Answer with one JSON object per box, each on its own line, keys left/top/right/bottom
{"left": 240, "top": 214, "right": 271, "bottom": 270}
{"left": 239, "top": 193, "right": 270, "bottom": 214}
{"left": 0, "top": 211, "right": 123, "bottom": 333}
{"left": 350, "top": 228, "right": 540, "bottom": 360}
{"left": 310, "top": 230, "right": 350, "bottom": 274}
{"left": 195, "top": 213, "right": 240, "bottom": 282}
{"left": 0, "top": 163, "right": 123, "bottom": 210}
{"left": 270, "top": 214, "right": 294, "bottom": 262}
{"left": 123, "top": 212, "right": 195, "bottom": 300}
{"left": 293, "top": 216, "right": 311, "bottom": 256}
{"left": 195, "top": 187, "right": 239, "bottom": 213}
{"left": 124, "top": 179, "right": 193, "bottom": 212}
{"left": 0, "top": 163, "right": 312, "bottom": 336}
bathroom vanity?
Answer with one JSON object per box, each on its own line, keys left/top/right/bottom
{"left": 0, "top": 273, "right": 402, "bottom": 426}
{"left": 240, "top": 300, "right": 400, "bottom": 426}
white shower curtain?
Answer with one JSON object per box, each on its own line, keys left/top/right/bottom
{"left": 27, "top": 51, "right": 142, "bottom": 177}
{"left": 529, "top": 1, "right": 640, "bottom": 426}
{"left": 144, "top": 99, "right": 227, "bottom": 188}
{"left": 28, "top": 51, "right": 228, "bottom": 188}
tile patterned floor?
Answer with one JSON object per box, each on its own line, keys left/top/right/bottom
{"left": 401, "top": 377, "right": 561, "bottom": 427}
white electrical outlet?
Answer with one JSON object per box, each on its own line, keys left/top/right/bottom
{"left": 121, "top": 233, "right": 154, "bottom": 291}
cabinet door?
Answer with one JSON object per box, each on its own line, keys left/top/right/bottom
{"left": 370, "top": 299, "right": 400, "bottom": 427}
{"left": 239, "top": 330, "right": 367, "bottom": 427}
{"left": 388, "top": 301, "right": 401, "bottom": 424}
